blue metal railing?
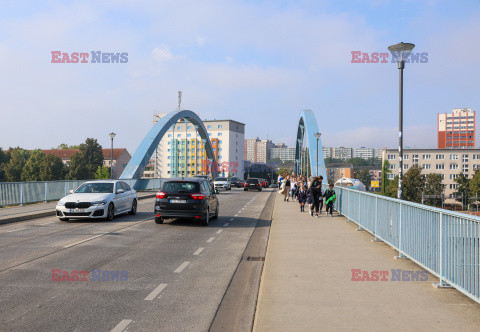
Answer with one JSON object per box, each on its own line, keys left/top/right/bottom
{"left": 331, "top": 186, "right": 480, "bottom": 304}
{"left": 0, "top": 178, "right": 165, "bottom": 207}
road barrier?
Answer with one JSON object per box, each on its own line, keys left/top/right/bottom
{"left": 0, "top": 178, "right": 164, "bottom": 207}
{"left": 332, "top": 186, "right": 480, "bottom": 304}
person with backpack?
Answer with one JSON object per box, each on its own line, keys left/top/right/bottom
{"left": 310, "top": 176, "right": 323, "bottom": 217}
{"left": 297, "top": 183, "right": 307, "bottom": 212}
{"left": 324, "top": 183, "right": 336, "bottom": 217}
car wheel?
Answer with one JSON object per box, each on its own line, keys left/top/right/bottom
{"left": 129, "top": 199, "right": 137, "bottom": 215}
{"left": 105, "top": 203, "right": 115, "bottom": 221}
{"left": 212, "top": 204, "right": 219, "bottom": 220}
{"left": 201, "top": 209, "right": 209, "bottom": 226}
{"left": 155, "top": 217, "right": 164, "bottom": 224}
{"left": 258, "top": 188, "right": 262, "bottom": 191}
{"left": 244, "top": 188, "right": 247, "bottom": 191}
{"left": 59, "top": 218, "right": 69, "bottom": 221}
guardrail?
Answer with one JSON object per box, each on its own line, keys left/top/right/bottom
{"left": 331, "top": 186, "right": 480, "bottom": 305}
{"left": 0, "top": 178, "right": 165, "bottom": 207}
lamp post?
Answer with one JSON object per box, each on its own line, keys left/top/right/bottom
{"left": 314, "top": 132, "right": 321, "bottom": 177}
{"left": 388, "top": 42, "right": 415, "bottom": 200}
{"left": 109, "top": 132, "right": 116, "bottom": 179}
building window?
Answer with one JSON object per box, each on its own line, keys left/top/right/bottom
{"left": 403, "top": 155, "right": 409, "bottom": 160}
{"left": 463, "top": 165, "right": 469, "bottom": 173}
{"left": 387, "top": 154, "right": 396, "bottom": 160}
{"left": 388, "top": 164, "right": 396, "bottom": 170}
{"left": 387, "top": 174, "right": 395, "bottom": 180}
{"left": 435, "top": 154, "right": 445, "bottom": 160}
{"left": 412, "top": 155, "right": 419, "bottom": 163}
{"left": 422, "top": 154, "right": 431, "bottom": 160}
{"left": 207, "top": 125, "right": 212, "bottom": 129}
{"left": 187, "top": 134, "right": 191, "bottom": 137}
{"left": 218, "top": 125, "right": 223, "bottom": 129}
{"left": 404, "top": 164, "right": 409, "bottom": 170}
{"left": 450, "top": 163, "right": 458, "bottom": 170}
{"left": 177, "top": 134, "right": 181, "bottom": 137}
{"left": 463, "top": 154, "right": 469, "bottom": 162}
{"left": 450, "top": 154, "right": 459, "bottom": 160}
{"left": 218, "top": 140, "right": 222, "bottom": 144}
{"left": 436, "top": 164, "right": 445, "bottom": 170}
{"left": 218, "top": 133, "right": 223, "bottom": 136}
{"left": 168, "top": 134, "right": 172, "bottom": 137}
{"left": 177, "top": 126, "right": 181, "bottom": 130}
{"left": 450, "top": 184, "right": 458, "bottom": 190}
{"left": 208, "top": 133, "right": 212, "bottom": 137}
{"left": 167, "top": 156, "right": 171, "bottom": 159}
{"left": 422, "top": 164, "right": 431, "bottom": 170}
{"left": 187, "top": 126, "right": 191, "bottom": 129}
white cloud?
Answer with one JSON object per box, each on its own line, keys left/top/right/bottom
{"left": 152, "top": 45, "right": 176, "bottom": 61}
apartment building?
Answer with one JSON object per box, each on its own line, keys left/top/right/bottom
{"left": 382, "top": 148, "right": 480, "bottom": 202}
{"left": 244, "top": 137, "right": 274, "bottom": 163}
{"left": 353, "top": 147, "right": 375, "bottom": 160}
{"left": 332, "top": 147, "right": 353, "bottom": 160}
{"left": 325, "top": 163, "right": 354, "bottom": 184}
{"left": 270, "top": 145, "right": 295, "bottom": 162}
{"left": 438, "top": 108, "right": 475, "bottom": 149}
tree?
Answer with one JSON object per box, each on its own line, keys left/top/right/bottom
{"left": 403, "top": 164, "right": 425, "bottom": 203}
{"left": 355, "top": 168, "right": 371, "bottom": 189}
{"left": 4, "top": 148, "right": 30, "bottom": 182}
{"left": 385, "top": 175, "right": 398, "bottom": 198}
{"left": 469, "top": 169, "right": 480, "bottom": 210}
{"left": 67, "top": 152, "right": 90, "bottom": 180}
{"left": 57, "top": 143, "right": 80, "bottom": 149}
{"left": 381, "top": 160, "right": 391, "bottom": 195}
{"left": 21, "top": 150, "right": 45, "bottom": 181}
{"left": 424, "top": 173, "right": 444, "bottom": 206}
{"left": 40, "top": 154, "right": 66, "bottom": 181}
{"left": 0, "top": 148, "right": 8, "bottom": 181}
{"left": 454, "top": 173, "right": 470, "bottom": 210}
{"left": 67, "top": 138, "right": 104, "bottom": 180}
{"left": 95, "top": 165, "right": 111, "bottom": 179}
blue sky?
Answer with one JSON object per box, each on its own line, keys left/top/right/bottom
{"left": 1, "top": 0, "right": 479, "bottom": 154}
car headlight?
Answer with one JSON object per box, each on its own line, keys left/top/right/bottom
{"left": 57, "top": 201, "right": 65, "bottom": 206}
{"left": 92, "top": 200, "right": 107, "bottom": 206}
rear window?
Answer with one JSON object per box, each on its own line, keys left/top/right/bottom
{"left": 215, "top": 177, "right": 227, "bottom": 181}
{"left": 162, "top": 181, "right": 200, "bottom": 193}
{"left": 246, "top": 179, "right": 259, "bottom": 184}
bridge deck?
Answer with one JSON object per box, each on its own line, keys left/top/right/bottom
{"left": 254, "top": 193, "right": 480, "bottom": 331}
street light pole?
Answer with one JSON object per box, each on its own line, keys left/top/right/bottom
{"left": 388, "top": 42, "right": 415, "bottom": 200}
{"left": 314, "top": 132, "right": 321, "bottom": 177}
{"left": 109, "top": 132, "right": 116, "bottom": 179}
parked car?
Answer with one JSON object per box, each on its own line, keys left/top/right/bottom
{"left": 56, "top": 180, "right": 137, "bottom": 221}
{"left": 259, "top": 179, "right": 267, "bottom": 188}
{"left": 213, "top": 177, "right": 231, "bottom": 190}
{"left": 193, "top": 175, "right": 212, "bottom": 182}
{"left": 244, "top": 178, "right": 262, "bottom": 191}
{"left": 154, "top": 177, "right": 219, "bottom": 226}
{"left": 230, "top": 176, "right": 244, "bottom": 188}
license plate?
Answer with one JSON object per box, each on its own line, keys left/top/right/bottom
{"left": 170, "top": 199, "right": 187, "bottom": 204}
{"left": 70, "top": 209, "right": 86, "bottom": 212}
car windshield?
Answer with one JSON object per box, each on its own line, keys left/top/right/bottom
{"left": 75, "top": 183, "right": 114, "bottom": 193}
{"left": 215, "top": 177, "right": 227, "bottom": 181}
{"left": 162, "top": 181, "right": 200, "bottom": 193}
{"left": 230, "top": 177, "right": 239, "bottom": 181}
{"left": 247, "top": 179, "right": 258, "bottom": 184}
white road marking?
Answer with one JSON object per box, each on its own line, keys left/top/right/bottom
{"left": 144, "top": 283, "right": 168, "bottom": 301}
{"left": 207, "top": 237, "right": 215, "bottom": 243}
{"left": 229, "top": 218, "right": 234, "bottom": 221}
{"left": 224, "top": 223, "right": 229, "bottom": 227}
{"left": 111, "top": 319, "right": 133, "bottom": 332}
{"left": 193, "top": 248, "right": 204, "bottom": 255}
{"left": 216, "top": 229, "right": 223, "bottom": 234}
{"left": 64, "top": 233, "right": 109, "bottom": 248}
{"left": 174, "top": 261, "right": 190, "bottom": 273}
{"left": 7, "top": 228, "right": 26, "bottom": 233}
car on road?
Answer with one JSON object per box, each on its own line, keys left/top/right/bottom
{"left": 154, "top": 177, "right": 219, "bottom": 226}
{"left": 56, "top": 180, "right": 137, "bottom": 221}
{"left": 259, "top": 179, "right": 267, "bottom": 188}
{"left": 193, "top": 175, "right": 212, "bottom": 182}
{"left": 244, "top": 178, "right": 262, "bottom": 191}
{"left": 213, "top": 177, "right": 231, "bottom": 190}
{"left": 230, "top": 177, "right": 244, "bottom": 188}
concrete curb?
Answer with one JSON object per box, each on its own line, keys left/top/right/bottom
{"left": 0, "top": 193, "right": 157, "bottom": 226}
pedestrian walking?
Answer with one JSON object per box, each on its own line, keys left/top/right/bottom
{"left": 306, "top": 177, "right": 314, "bottom": 215}
{"left": 278, "top": 174, "right": 283, "bottom": 189}
{"left": 297, "top": 183, "right": 307, "bottom": 212}
{"left": 324, "top": 183, "right": 336, "bottom": 217}
{"left": 310, "top": 176, "right": 323, "bottom": 217}
{"left": 283, "top": 175, "right": 291, "bottom": 202}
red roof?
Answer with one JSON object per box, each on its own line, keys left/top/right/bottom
{"left": 42, "top": 148, "right": 128, "bottom": 160}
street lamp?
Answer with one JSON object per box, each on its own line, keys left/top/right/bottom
{"left": 109, "top": 132, "right": 116, "bottom": 179}
{"left": 314, "top": 132, "right": 321, "bottom": 177}
{"left": 388, "top": 42, "right": 415, "bottom": 200}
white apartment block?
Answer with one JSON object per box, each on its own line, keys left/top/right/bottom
{"left": 271, "top": 146, "right": 295, "bottom": 162}
{"left": 146, "top": 114, "right": 245, "bottom": 179}
{"left": 323, "top": 147, "right": 332, "bottom": 159}
{"left": 333, "top": 147, "right": 353, "bottom": 160}
{"left": 353, "top": 147, "right": 375, "bottom": 160}
{"left": 382, "top": 148, "right": 480, "bottom": 203}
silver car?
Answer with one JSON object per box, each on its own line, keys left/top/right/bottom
{"left": 213, "top": 177, "right": 231, "bottom": 190}
{"left": 56, "top": 180, "right": 138, "bottom": 221}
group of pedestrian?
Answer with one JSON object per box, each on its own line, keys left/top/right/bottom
{"left": 278, "top": 173, "right": 336, "bottom": 217}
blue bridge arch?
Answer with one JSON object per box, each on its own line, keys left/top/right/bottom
{"left": 120, "top": 109, "right": 218, "bottom": 179}
{"left": 294, "top": 109, "right": 327, "bottom": 180}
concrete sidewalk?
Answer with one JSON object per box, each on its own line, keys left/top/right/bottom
{"left": 254, "top": 192, "right": 480, "bottom": 331}
{"left": 0, "top": 192, "right": 156, "bottom": 225}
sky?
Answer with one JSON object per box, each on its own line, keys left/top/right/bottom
{"left": 1, "top": 0, "right": 479, "bottom": 154}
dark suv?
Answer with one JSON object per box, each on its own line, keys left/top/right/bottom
{"left": 244, "top": 178, "right": 262, "bottom": 191}
{"left": 230, "top": 177, "right": 243, "bottom": 188}
{"left": 154, "top": 178, "right": 219, "bottom": 226}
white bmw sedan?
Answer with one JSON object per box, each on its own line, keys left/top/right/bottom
{"left": 56, "top": 180, "right": 137, "bottom": 221}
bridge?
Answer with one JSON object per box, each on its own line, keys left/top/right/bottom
{"left": 0, "top": 109, "right": 480, "bottom": 330}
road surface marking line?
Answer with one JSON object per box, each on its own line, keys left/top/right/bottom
{"left": 144, "top": 283, "right": 168, "bottom": 301}
{"left": 110, "top": 319, "right": 133, "bottom": 332}
{"left": 64, "top": 233, "right": 109, "bottom": 248}
{"left": 207, "top": 237, "right": 215, "bottom": 243}
{"left": 216, "top": 229, "right": 223, "bottom": 234}
{"left": 174, "top": 261, "right": 190, "bottom": 273}
{"left": 229, "top": 218, "right": 234, "bottom": 221}
{"left": 193, "top": 248, "right": 204, "bottom": 255}
{"left": 7, "top": 228, "right": 26, "bottom": 233}
{"left": 224, "top": 223, "right": 229, "bottom": 227}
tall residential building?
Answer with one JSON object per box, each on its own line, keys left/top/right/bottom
{"left": 244, "top": 137, "right": 274, "bottom": 163}
{"left": 438, "top": 108, "right": 475, "bottom": 149}
{"left": 323, "top": 147, "right": 332, "bottom": 159}
{"left": 353, "top": 147, "right": 375, "bottom": 160}
{"left": 146, "top": 115, "right": 245, "bottom": 178}
{"left": 270, "top": 146, "right": 295, "bottom": 162}
{"left": 332, "top": 147, "right": 353, "bottom": 160}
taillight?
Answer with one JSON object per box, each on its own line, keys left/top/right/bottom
{"left": 191, "top": 193, "right": 206, "bottom": 200}
{"left": 156, "top": 192, "right": 166, "bottom": 199}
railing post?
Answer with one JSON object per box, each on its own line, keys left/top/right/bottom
{"left": 372, "top": 196, "right": 381, "bottom": 242}
{"left": 357, "top": 192, "right": 363, "bottom": 231}
{"left": 44, "top": 182, "right": 48, "bottom": 203}
{"left": 395, "top": 201, "right": 407, "bottom": 259}
{"left": 434, "top": 212, "right": 451, "bottom": 288}
{"left": 20, "top": 182, "right": 24, "bottom": 206}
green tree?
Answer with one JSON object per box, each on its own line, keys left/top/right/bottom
{"left": 385, "top": 175, "right": 398, "bottom": 198}
{"left": 403, "top": 164, "right": 425, "bottom": 203}
{"left": 454, "top": 173, "right": 470, "bottom": 210}
{"left": 67, "top": 138, "right": 104, "bottom": 180}
{"left": 21, "top": 150, "right": 45, "bottom": 181}
{"left": 424, "top": 173, "right": 444, "bottom": 206}
{"left": 57, "top": 143, "right": 80, "bottom": 149}
{"left": 4, "top": 148, "right": 30, "bottom": 182}
{"left": 469, "top": 169, "right": 480, "bottom": 210}
{"left": 94, "top": 165, "right": 111, "bottom": 179}
{"left": 355, "top": 168, "right": 371, "bottom": 189}
{"left": 381, "top": 160, "right": 391, "bottom": 195}
{"left": 40, "top": 154, "right": 66, "bottom": 180}
{"left": 67, "top": 152, "right": 90, "bottom": 180}
{"left": 0, "top": 148, "right": 8, "bottom": 181}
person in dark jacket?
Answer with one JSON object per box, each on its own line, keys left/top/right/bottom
{"left": 324, "top": 183, "right": 336, "bottom": 217}
{"left": 297, "top": 183, "right": 307, "bottom": 212}
{"left": 310, "top": 176, "right": 323, "bottom": 217}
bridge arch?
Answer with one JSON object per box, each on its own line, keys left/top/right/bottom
{"left": 120, "top": 110, "right": 218, "bottom": 179}
{"left": 294, "top": 109, "right": 327, "bottom": 180}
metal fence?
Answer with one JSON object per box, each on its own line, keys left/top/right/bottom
{"left": 0, "top": 178, "right": 165, "bottom": 207}
{"left": 332, "top": 186, "right": 480, "bottom": 305}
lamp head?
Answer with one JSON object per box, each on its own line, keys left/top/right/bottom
{"left": 388, "top": 42, "right": 415, "bottom": 68}
{"left": 109, "top": 132, "right": 116, "bottom": 139}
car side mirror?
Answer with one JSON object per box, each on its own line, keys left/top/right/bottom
{"left": 69, "top": 190, "right": 74, "bottom": 194}
{"left": 117, "top": 189, "right": 125, "bottom": 194}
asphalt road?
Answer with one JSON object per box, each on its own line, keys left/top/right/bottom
{"left": 0, "top": 188, "right": 273, "bottom": 332}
